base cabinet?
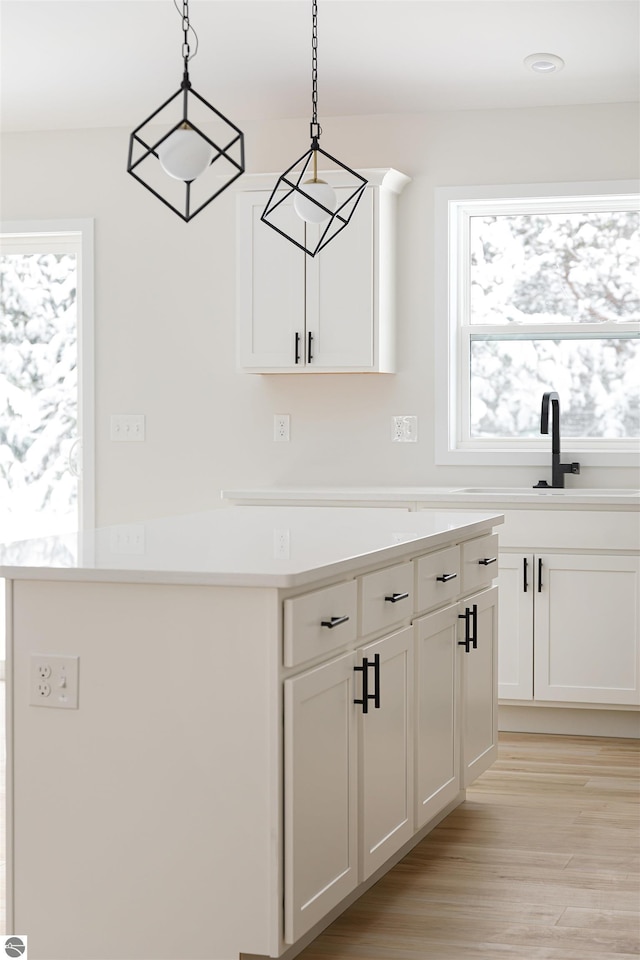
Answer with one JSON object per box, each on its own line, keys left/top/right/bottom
{"left": 499, "top": 553, "right": 640, "bottom": 705}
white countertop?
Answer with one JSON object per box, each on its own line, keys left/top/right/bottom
{"left": 0, "top": 506, "right": 503, "bottom": 588}
{"left": 221, "top": 486, "right": 640, "bottom": 508}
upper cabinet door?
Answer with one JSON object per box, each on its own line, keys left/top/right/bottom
{"left": 236, "top": 190, "right": 306, "bottom": 370}
{"left": 306, "top": 188, "right": 375, "bottom": 370}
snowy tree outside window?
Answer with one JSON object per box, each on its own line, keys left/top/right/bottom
{"left": 0, "top": 249, "right": 78, "bottom": 542}
{"left": 436, "top": 183, "right": 640, "bottom": 464}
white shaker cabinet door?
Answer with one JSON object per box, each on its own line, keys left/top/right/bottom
{"left": 414, "top": 603, "right": 460, "bottom": 829}
{"left": 497, "top": 553, "right": 534, "bottom": 700}
{"left": 460, "top": 585, "right": 499, "bottom": 788}
{"left": 534, "top": 554, "right": 640, "bottom": 705}
{"left": 284, "top": 651, "right": 358, "bottom": 944}
{"left": 237, "top": 190, "right": 305, "bottom": 370}
{"left": 358, "top": 625, "right": 414, "bottom": 880}
{"left": 306, "top": 188, "right": 375, "bottom": 370}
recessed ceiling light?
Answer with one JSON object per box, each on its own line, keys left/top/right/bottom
{"left": 524, "top": 53, "right": 565, "bottom": 74}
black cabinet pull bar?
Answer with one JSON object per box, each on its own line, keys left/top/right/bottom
{"left": 321, "top": 615, "right": 349, "bottom": 629}
{"left": 384, "top": 592, "right": 409, "bottom": 603}
{"left": 538, "top": 558, "right": 543, "bottom": 593}
{"left": 436, "top": 573, "right": 457, "bottom": 583}
{"left": 523, "top": 557, "right": 528, "bottom": 593}
{"left": 478, "top": 557, "right": 497, "bottom": 566}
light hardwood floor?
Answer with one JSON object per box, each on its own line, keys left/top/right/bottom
{"left": 297, "top": 732, "right": 640, "bottom": 960}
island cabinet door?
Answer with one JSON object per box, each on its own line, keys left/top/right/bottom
{"left": 459, "top": 585, "right": 499, "bottom": 788}
{"left": 358, "top": 625, "right": 414, "bottom": 881}
{"left": 284, "top": 651, "right": 358, "bottom": 944}
{"left": 414, "top": 604, "right": 460, "bottom": 830}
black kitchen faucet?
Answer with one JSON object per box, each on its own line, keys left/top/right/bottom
{"left": 533, "top": 391, "right": 581, "bottom": 489}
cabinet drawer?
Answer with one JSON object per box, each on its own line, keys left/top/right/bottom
{"left": 284, "top": 580, "right": 358, "bottom": 667}
{"left": 461, "top": 534, "right": 499, "bottom": 594}
{"left": 360, "top": 562, "right": 413, "bottom": 637}
{"left": 415, "top": 546, "right": 461, "bottom": 614}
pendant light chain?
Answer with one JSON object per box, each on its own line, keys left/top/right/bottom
{"left": 311, "top": 0, "right": 319, "bottom": 132}
{"left": 182, "top": 1, "right": 191, "bottom": 64}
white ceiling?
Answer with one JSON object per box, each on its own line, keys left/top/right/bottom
{"left": 1, "top": 0, "right": 638, "bottom": 133}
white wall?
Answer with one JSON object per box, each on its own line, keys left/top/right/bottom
{"left": 1, "top": 103, "right": 638, "bottom": 524}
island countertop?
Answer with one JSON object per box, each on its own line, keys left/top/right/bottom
{"left": 0, "top": 506, "right": 503, "bottom": 588}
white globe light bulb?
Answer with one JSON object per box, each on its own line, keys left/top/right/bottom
{"left": 158, "top": 127, "right": 215, "bottom": 182}
{"left": 293, "top": 179, "right": 336, "bottom": 224}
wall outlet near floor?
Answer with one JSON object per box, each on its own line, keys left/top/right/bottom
{"left": 274, "top": 414, "right": 290, "bottom": 442}
{"left": 392, "top": 415, "right": 418, "bottom": 442}
{"left": 110, "top": 414, "right": 145, "bottom": 441}
{"left": 30, "top": 654, "right": 79, "bottom": 709}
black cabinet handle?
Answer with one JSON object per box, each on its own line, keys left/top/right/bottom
{"left": 307, "top": 331, "right": 314, "bottom": 362}
{"left": 538, "top": 558, "right": 543, "bottom": 593}
{"left": 523, "top": 557, "right": 528, "bottom": 593}
{"left": 478, "top": 557, "right": 497, "bottom": 566}
{"left": 321, "top": 615, "right": 349, "bottom": 629}
{"left": 458, "top": 609, "right": 471, "bottom": 653}
{"left": 436, "top": 572, "right": 457, "bottom": 583}
{"left": 470, "top": 603, "right": 478, "bottom": 650}
{"left": 384, "top": 591, "right": 409, "bottom": 603}
{"left": 354, "top": 654, "right": 381, "bottom": 713}
{"left": 294, "top": 332, "right": 301, "bottom": 364}
{"left": 458, "top": 604, "right": 478, "bottom": 652}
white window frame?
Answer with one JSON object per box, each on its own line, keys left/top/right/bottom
{"left": 434, "top": 181, "right": 640, "bottom": 467}
{"left": 0, "top": 219, "right": 95, "bottom": 530}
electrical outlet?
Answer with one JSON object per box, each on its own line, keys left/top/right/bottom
{"left": 392, "top": 415, "right": 418, "bottom": 442}
{"left": 30, "top": 655, "right": 79, "bottom": 709}
{"left": 110, "top": 414, "right": 145, "bottom": 442}
{"left": 274, "top": 414, "right": 290, "bottom": 442}
{"left": 273, "top": 528, "right": 291, "bottom": 559}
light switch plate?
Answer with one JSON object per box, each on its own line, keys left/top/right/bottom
{"left": 111, "top": 414, "right": 145, "bottom": 441}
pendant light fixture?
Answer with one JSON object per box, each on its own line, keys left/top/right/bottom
{"left": 127, "top": 0, "right": 245, "bottom": 221}
{"left": 261, "top": 0, "right": 367, "bottom": 257}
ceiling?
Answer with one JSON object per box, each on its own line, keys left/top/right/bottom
{"left": 1, "top": 0, "right": 638, "bottom": 133}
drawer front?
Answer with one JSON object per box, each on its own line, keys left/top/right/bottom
{"left": 415, "top": 545, "right": 461, "bottom": 614}
{"left": 461, "top": 534, "right": 499, "bottom": 594}
{"left": 284, "top": 580, "right": 358, "bottom": 667}
{"left": 360, "top": 562, "right": 413, "bottom": 637}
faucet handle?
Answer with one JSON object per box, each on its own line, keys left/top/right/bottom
{"left": 570, "top": 462, "right": 581, "bottom": 475}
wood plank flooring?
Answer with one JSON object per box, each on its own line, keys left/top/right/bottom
{"left": 296, "top": 733, "right": 640, "bottom": 960}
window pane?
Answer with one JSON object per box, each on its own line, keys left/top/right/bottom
{"left": 470, "top": 338, "right": 639, "bottom": 438}
{"left": 469, "top": 211, "right": 639, "bottom": 325}
{"left": 0, "top": 252, "right": 78, "bottom": 537}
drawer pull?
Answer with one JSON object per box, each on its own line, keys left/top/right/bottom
{"left": 384, "top": 591, "right": 409, "bottom": 603}
{"left": 478, "top": 557, "right": 497, "bottom": 566}
{"left": 320, "top": 615, "right": 350, "bottom": 629}
{"left": 436, "top": 572, "right": 457, "bottom": 583}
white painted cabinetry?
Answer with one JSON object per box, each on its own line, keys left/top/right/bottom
{"left": 284, "top": 532, "right": 499, "bottom": 944}
{"left": 499, "top": 551, "right": 640, "bottom": 705}
{"left": 236, "top": 168, "right": 410, "bottom": 373}
{"left": 497, "top": 511, "right": 640, "bottom": 707}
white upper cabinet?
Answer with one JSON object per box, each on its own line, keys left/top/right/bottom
{"left": 236, "top": 169, "right": 410, "bottom": 373}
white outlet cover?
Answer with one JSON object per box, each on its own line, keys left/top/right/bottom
{"left": 392, "top": 415, "right": 418, "bottom": 442}
{"left": 30, "top": 654, "right": 79, "bottom": 709}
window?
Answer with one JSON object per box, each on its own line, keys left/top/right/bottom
{"left": 435, "top": 182, "right": 640, "bottom": 466}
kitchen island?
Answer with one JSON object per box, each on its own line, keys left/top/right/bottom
{"left": 1, "top": 506, "right": 502, "bottom": 960}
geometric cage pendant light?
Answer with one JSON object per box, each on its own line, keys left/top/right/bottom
{"left": 127, "top": 0, "right": 245, "bottom": 222}
{"left": 261, "top": 0, "right": 367, "bottom": 256}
